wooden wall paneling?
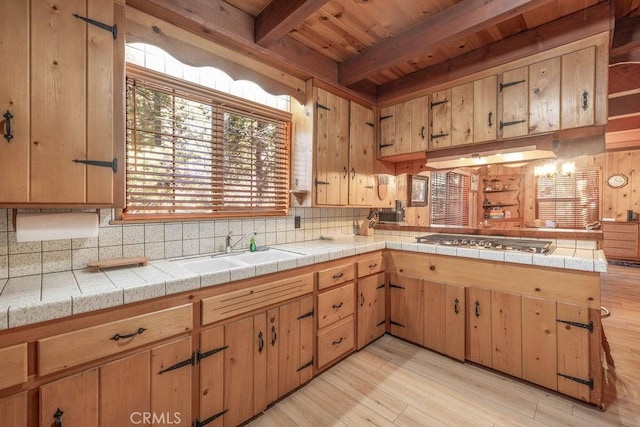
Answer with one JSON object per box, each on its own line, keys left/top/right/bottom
{"left": 615, "top": 151, "right": 634, "bottom": 217}
{"left": 499, "top": 67, "right": 529, "bottom": 139}
{"left": 0, "top": 0, "right": 29, "bottom": 203}
{"left": 528, "top": 57, "right": 560, "bottom": 134}
{"left": 31, "top": 0, "right": 87, "bottom": 203}
{"left": 521, "top": 296, "right": 558, "bottom": 391}
{"left": 473, "top": 76, "right": 498, "bottom": 143}
{"left": 151, "top": 337, "right": 192, "bottom": 427}
{"left": 561, "top": 46, "right": 596, "bottom": 129}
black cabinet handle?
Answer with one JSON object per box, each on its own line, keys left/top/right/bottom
{"left": 351, "top": 168, "right": 356, "bottom": 179}
{"left": 420, "top": 126, "right": 425, "bottom": 139}
{"left": 488, "top": 112, "right": 493, "bottom": 128}
{"left": 2, "top": 110, "right": 13, "bottom": 143}
{"left": 343, "top": 166, "right": 348, "bottom": 179}
{"left": 332, "top": 302, "right": 344, "bottom": 309}
{"left": 332, "top": 272, "right": 344, "bottom": 280}
{"left": 271, "top": 325, "right": 277, "bottom": 346}
{"left": 258, "top": 331, "right": 264, "bottom": 353}
{"left": 359, "top": 293, "right": 365, "bottom": 307}
{"left": 369, "top": 263, "right": 378, "bottom": 269}
{"left": 54, "top": 408, "right": 64, "bottom": 427}
{"left": 110, "top": 327, "right": 146, "bottom": 341}
{"left": 454, "top": 298, "right": 460, "bottom": 315}
{"left": 475, "top": 300, "right": 480, "bottom": 318}
{"left": 332, "top": 337, "right": 344, "bottom": 345}
{"left": 582, "top": 91, "right": 589, "bottom": 111}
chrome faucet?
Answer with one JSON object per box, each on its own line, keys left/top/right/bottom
{"left": 226, "top": 231, "right": 256, "bottom": 253}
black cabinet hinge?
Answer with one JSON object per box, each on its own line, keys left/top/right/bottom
{"left": 430, "top": 133, "right": 449, "bottom": 140}
{"left": 192, "top": 409, "right": 228, "bottom": 427}
{"left": 73, "top": 158, "right": 118, "bottom": 173}
{"left": 297, "top": 309, "right": 314, "bottom": 320}
{"left": 499, "top": 119, "right": 526, "bottom": 130}
{"left": 366, "top": 121, "right": 375, "bottom": 127}
{"left": 376, "top": 283, "right": 385, "bottom": 289}
{"left": 499, "top": 79, "right": 525, "bottom": 92}
{"left": 297, "top": 358, "right": 313, "bottom": 372}
{"left": 430, "top": 99, "right": 448, "bottom": 108}
{"left": 379, "top": 115, "right": 393, "bottom": 121}
{"left": 380, "top": 143, "right": 395, "bottom": 148}
{"left": 557, "top": 373, "right": 594, "bottom": 390}
{"left": 315, "top": 179, "right": 330, "bottom": 186}
{"left": 389, "top": 283, "right": 404, "bottom": 289}
{"left": 316, "top": 101, "right": 331, "bottom": 111}
{"left": 198, "top": 345, "right": 228, "bottom": 362}
{"left": 72, "top": 13, "right": 118, "bottom": 39}
{"left": 158, "top": 351, "right": 197, "bottom": 375}
{"left": 376, "top": 320, "right": 386, "bottom": 327}
{"left": 556, "top": 319, "right": 593, "bottom": 333}
{"left": 390, "top": 320, "right": 405, "bottom": 328}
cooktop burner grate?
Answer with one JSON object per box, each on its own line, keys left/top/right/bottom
{"left": 415, "top": 234, "right": 553, "bottom": 254}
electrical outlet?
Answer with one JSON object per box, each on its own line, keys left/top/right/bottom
{"left": 294, "top": 216, "right": 301, "bottom": 229}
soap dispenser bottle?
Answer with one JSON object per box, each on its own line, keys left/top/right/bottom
{"left": 249, "top": 236, "right": 256, "bottom": 252}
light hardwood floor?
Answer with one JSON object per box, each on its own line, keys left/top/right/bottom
{"left": 251, "top": 265, "right": 640, "bottom": 427}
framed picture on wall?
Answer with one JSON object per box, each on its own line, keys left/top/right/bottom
{"left": 408, "top": 175, "right": 429, "bottom": 207}
{"left": 470, "top": 173, "right": 479, "bottom": 192}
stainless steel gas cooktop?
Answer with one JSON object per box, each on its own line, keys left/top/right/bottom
{"left": 415, "top": 234, "right": 553, "bottom": 254}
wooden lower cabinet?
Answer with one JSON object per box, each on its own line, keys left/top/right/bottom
{"left": 522, "top": 296, "right": 558, "bottom": 390}
{"left": 357, "top": 273, "right": 386, "bottom": 349}
{"left": 466, "top": 287, "right": 492, "bottom": 366}
{"left": 388, "top": 274, "right": 423, "bottom": 345}
{"left": 0, "top": 392, "right": 27, "bottom": 427}
{"left": 423, "top": 282, "right": 466, "bottom": 361}
{"left": 40, "top": 369, "right": 99, "bottom": 427}
{"left": 491, "top": 291, "right": 522, "bottom": 378}
{"left": 199, "top": 296, "right": 314, "bottom": 427}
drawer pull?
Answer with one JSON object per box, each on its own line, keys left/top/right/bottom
{"left": 332, "top": 272, "right": 344, "bottom": 280}
{"left": 258, "top": 331, "right": 264, "bottom": 353}
{"left": 332, "top": 302, "right": 344, "bottom": 309}
{"left": 369, "top": 263, "right": 378, "bottom": 269}
{"left": 271, "top": 325, "right": 277, "bottom": 346}
{"left": 54, "top": 408, "right": 63, "bottom": 427}
{"left": 110, "top": 327, "right": 146, "bottom": 341}
{"left": 454, "top": 298, "right": 460, "bottom": 314}
{"left": 332, "top": 337, "right": 344, "bottom": 345}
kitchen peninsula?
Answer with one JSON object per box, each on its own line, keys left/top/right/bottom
{"left": 0, "top": 234, "right": 606, "bottom": 425}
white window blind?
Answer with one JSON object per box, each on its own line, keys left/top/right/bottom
{"left": 430, "top": 172, "right": 469, "bottom": 226}
{"left": 536, "top": 169, "right": 600, "bottom": 228}
{"left": 124, "top": 67, "right": 291, "bottom": 220}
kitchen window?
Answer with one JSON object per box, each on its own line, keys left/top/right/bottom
{"left": 535, "top": 168, "right": 600, "bottom": 228}
{"left": 430, "top": 172, "right": 469, "bottom": 226}
{"left": 122, "top": 65, "right": 291, "bottom": 220}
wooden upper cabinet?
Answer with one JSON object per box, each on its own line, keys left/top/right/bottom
{"left": 409, "top": 96, "right": 429, "bottom": 152}
{"left": 561, "top": 46, "right": 596, "bottom": 129}
{"left": 314, "top": 87, "right": 349, "bottom": 206}
{"left": 529, "top": 57, "right": 560, "bottom": 134}
{"left": 451, "top": 83, "right": 473, "bottom": 146}
{"left": 0, "top": 0, "right": 123, "bottom": 206}
{"left": 473, "top": 76, "right": 497, "bottom": 143}
{"left": 349, "top": 102, "right": 375, "bottom": 206}
{"left": 429, "top": 89, "right": 452, "bottom": 150}
{"left": 379, "top": 95, "right": 428, "bottom": 158}
{"left": 379, "top": 105, "right": 396, "bottom": 157}
{"left": 499, "top": 67, "right": 529, "bottom": 139}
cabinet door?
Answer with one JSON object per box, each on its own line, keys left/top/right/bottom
{"left": 357, "top": 273, "right": 386, "bottom": 349}
{"left": 224, "top": 317, "right": 254, "bottom": 427}
{"left": 40, "top": 369, "right": 98, "bottom": 427}
{"left": 529, "top": 57, "right": 560, "bottom": 134}
{"left": 429, "top": 89, "right": 451, "bottom": 150}
{"left": 561, "top": 46, "right": 595, "bottom": 129}
{"left": 200, "top": 327, "right": 226, "bottom": 427}
{"left": 253, "top": 312, "right": 268, "bottom": 414}
{"left": 349, "top": 102, "right": 374, "bottom": 206}
{"left": 315, "top": 87, "right": 349, "bottom": 205}
{"left": 445, "top": 284, "right": 465, "bottom": 361}
{"left": 151, "top": 337, "right": 192, "bottom": 427}
{"left": 278, "top": 296, "right": 314, "bottom": 397}
{"left": 466, "top": 287, "right": 492, "bottom": 366}
{"left": 491, "top": 291, "right": 522, "bottom": 378}
{"left": 557, "top": 302, "right": 592, "bottom": 401}
{"left": 451, "top": 83, "right": 473, "bottom": 146}
{"left": 389, "top": 275, "right": 423, "bottom": 345}
{"left": 410, "top": 96, "right": 429, "bottom": 152}
{"left": 522, "top": 296, "right": 557, "bottom": 390}
{"left": 266, "top": 308, "right": 279, "bottom": 404}
{"left": 100, "top": 351, "right": 150, "bottom": 427}
{"left": 473, "top": 76, "right": 497, "bottom": 143}
{"left": 0, "top": 0, "right": 29, "bottom": 203}
{"left": 0, "top": 392, "right": 27, "bottom": 427}
{"left": 395, "top": 100, "right": 412, "bottom": 154}
{"left": 500, "top": 67, "right": 529, "bottom": 139}
{"left": 379, "top": 105, "right": 396, "bottom": 157}
{"left": 423, "top": 281, "right": 446, "bottom": 354}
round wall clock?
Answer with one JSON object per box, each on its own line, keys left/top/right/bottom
{"left": 607, "top": 174, "right": 628, "bottom": 188}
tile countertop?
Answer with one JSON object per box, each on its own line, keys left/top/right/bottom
{"left": 0, "top": 235, "right": 607, "bottom": 331}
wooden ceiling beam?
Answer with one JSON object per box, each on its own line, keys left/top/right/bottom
{"left": 337, "top": 0, "right": 556, "bottom": 86}
{"left": 377, "top": 2, "right": 610, "bottom": 104}
{"left": 610, "top": 14, "right": 640, "bottom": 58}
{"left": 126, "top": 0, "right": 337, "bottom": 83}
{"left": 255, "top": 0, "right": 330, "bottom": 47}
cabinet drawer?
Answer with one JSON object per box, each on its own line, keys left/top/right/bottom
{"left": 0, "top": 343, "right": 27, "bottom": 389}
{"left": 603, "top": 239, "right": 637, "bottom": 250}
{"left": 318, "top": 282, "right": 354, "bottom": 329}
{"left": 357, "top": 256, "right": 384, "bottom": 278}
{"left": 317, "top": 264, "right": 355, "bottom": 290}
{"left": 202, "top": 273, "right": 313, "bottom": 325}
{"left": 603, "top": 231, "right": 638, "bottom": 243}
{"left": 317, "top": 316, "right": 354, "bottom": 368}
{"left": 603, "top": 248, "right": 638, "bottom": 259}
{"left": 602, "top": 223, "right": 638, "bottom": 234}
{"left": 38, "top": 304, "right": 192, "bottom": 376}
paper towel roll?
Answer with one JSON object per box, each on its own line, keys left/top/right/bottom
{"left": 16, "top": 212, "right": 100, "bottom": 242}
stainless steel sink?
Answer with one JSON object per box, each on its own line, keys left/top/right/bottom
{"left": 174, "top": 248, "right": 303, "bottom": 274}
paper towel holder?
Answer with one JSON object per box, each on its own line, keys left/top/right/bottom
{"left": 12, "top": 208, "right": 101, "bottom": 230}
